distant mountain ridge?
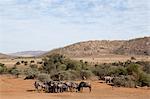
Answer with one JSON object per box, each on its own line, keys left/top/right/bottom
{"left": 42, "top": 37, "right": 150, "bottom": 57}
{"left": 0, "top": 53, "right": 13, "bottom": 59}
{"left": 10, "top": 51, "right": 47, "bottom": 57}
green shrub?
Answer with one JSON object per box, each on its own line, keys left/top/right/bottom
{"left": 114, "top": 67, "right": 128, "bottom": 76}
{"left": 66, "top": 60, "right": 82, "bottom": 71}
{"left": 56, "top": 71, "right": 70, "bottom": 80}
{"left": 138, "top": 72, "right": 150, "bottom": 87}
{"left": 30, "top": 64, "right": 38, "bottom": 69}
{"left": 113, "top": 76, "right": 136, "bottom": 88}
{"left": 80, "top": 70, "right": 93, "bottom": 79}
{"left": 124, "top": 80, "right": 136, "bottom": 88}
{"left": 69, "top": 70, "right": 80, "bottom": 80}
{"left": 0, "top": 63, "right": 7, "bottom": 74}
{"left": 57, "top": 64, "right": 67, "bottom": 71}
{"left": 57, "top": 70, "right": 80, "bottom": 80}
{"left": 9, "top": 66, "right": 20, "bottom": 77}
{"left": 24, "top": 67, "right": 39, "bottom": 78}
{"left": 92, "top": 65, "right": 112, "bottom": 79}
{"left": 140, "top": 61, "right": 150, "bottom": 74}
{"left": 37, "top": 73, "right": 51, "bottom": 82}
{"left": 127, "top": 64, "right": 140, "bottom": 75}
{"left": 11, "top": 69, "right": 20, "bottom": 77}
{"left": 113, "top": 76, "right": 127, "bottom": 87}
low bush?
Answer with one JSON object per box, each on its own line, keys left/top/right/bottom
{"left": 138, "top": 72, "right": 150, "bottom": 87}
{"left": 30, "top": 64, "right": 38, "bottom": 69}
{"left": 9, "top": 66, "right": 20, "bottom": 78}
{"left": 113, "top": 76, "right": 136, "bottom": 88}
{"left": 24, "top": 67, "right": 39, "bottom": 78}
{"left": 37, "top": 73, "right": 51, "bottom": 82}
{"left": 80, "top": 70, "right": 93, "bottom": 80}
{"left": 15, "top": 62, "right": 21, "bottom": 65}
{"left": 0, "top": 63, "right": 7, "bottom": 74}
{"left": 55, "top": 70, "right": 81, "bottom": 80}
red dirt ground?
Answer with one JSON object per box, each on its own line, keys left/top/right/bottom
{"left": 0, "top": 75, "right": 150, "bottom": 99}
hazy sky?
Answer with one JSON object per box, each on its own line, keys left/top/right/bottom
{"left": 0, "top": 0, "right": 150, "bottom": 53}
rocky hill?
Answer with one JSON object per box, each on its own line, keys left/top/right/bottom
{"left": 115, "top": 37, "right": 150, "bottom": 55}
{"left": 43, "top": 37, "right": 150, "bottom": 58}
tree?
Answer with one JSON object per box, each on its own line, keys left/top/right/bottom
{"left": 24, "top": 67, "right": 39, "bottom": 78}
{"left": 42, "top": 54, "right": 67, "bottom": 74}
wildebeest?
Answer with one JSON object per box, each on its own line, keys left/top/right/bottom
{"left": 34, "top": 80, "right": 91, "bottom": 93}
{"left": 24, "top": 75, "right": 35, "bottom": 80}
{"left": 78, "top": 81, "right": 91, "bottom": 92}
{"left": 44, "top": 81, "right": 56, "bottom": 93}
{"left": 57, "top": 82, "right": 68, "bottom": 93}
{"left": 34, "top": 81, "right": 46, "bottom": 92}
{"left": 64, "top": 81, "right": 79, "bottom": 92}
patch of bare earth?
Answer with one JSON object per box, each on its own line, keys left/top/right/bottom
{"left": 0, "top": 75, "right": 150, "bottom": 99}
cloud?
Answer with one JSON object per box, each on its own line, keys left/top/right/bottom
{"left": 0, "top": 0, "right": 149, "bottom": 53}
{"left": 0, "top": 0, "right": 149, "bottom": 28}
{"left": 0, "top": 0, "right": 129, "bottom": 19}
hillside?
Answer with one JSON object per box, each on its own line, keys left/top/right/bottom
{"left": 10, "top": 51, "right": 47, "bottom": 57}
{"left": 43, "top": 37, "right": 150, "bottom": 58}
{"left": 115, "top": 37, "right": 150, "bottom": 55}
{"left": 0, "top": 53, "right": 13, "bottom": 59}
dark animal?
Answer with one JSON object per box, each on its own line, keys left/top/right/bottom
{"left": 71, "top": 82, "right": 79, "bottom": 92}
{"left": 57, "top": 82, "right": 68, "bottom": 93}
{"left": 46, "top": 81, "right": 59, "bottom": 93}
{"left": 78, "top": 81, "right": 91, "bottom": 92}
{"left": 24, "top": 75, "right": 35, "bottom": 80}
{"left": 34, "top": 81, "right": 45, "bottom": 92}
{"left": 65, "top": 81, "right": 77, "bottom": 92}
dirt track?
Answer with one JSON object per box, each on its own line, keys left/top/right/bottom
{"left": 0, "top": 75, "right": 150, "bottom": 99}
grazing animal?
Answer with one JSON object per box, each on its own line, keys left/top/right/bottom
{"left": 65, "top": 81, "right": 73, "bottom": 92}
{"left": 104, "top": 76, "right": 114, "bottom": 84}
{"left": 57, "top": 82, "right": 68, "bottom": 93}
{"left": 71, "top": 82, "right": 79, "bottom": 92}
{"left": 65, "top": 81, "right": 78, "bottom": 92}
{"left": 34, "top": 81, "right": 45, "bottom": 92}
{"left": 24, "top": 75, "right": 35, "bottom": 80}
{"left": 78, "top": 81, "right": 91, "bottom": 92}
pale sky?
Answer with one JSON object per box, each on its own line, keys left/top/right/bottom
{"left": 0, "top": 0, "right": 150, "bottom": 53}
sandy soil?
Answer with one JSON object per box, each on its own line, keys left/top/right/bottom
{"left": 0, "top": 75, "right": 150, "bottom": 99}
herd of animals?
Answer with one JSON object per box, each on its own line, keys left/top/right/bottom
{"left": 34, "top": 80, "right": 92, "bottom": 93}
{"left": 33, "top": 76, "right": 114, "bottom": 93}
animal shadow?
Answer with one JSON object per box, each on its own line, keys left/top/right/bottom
{"left": 26, "top": 89, "right": 36, "bottom": 92}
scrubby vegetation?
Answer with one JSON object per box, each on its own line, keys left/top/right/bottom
{"left": 40, "top": 54, "right": 93, "bottom": 80}
{"left": 0, "top": 53, "right": 150, "bottom": 88}
{"left": 93, "top": 60, "right": 150, "bottom": 87}
{"left": 0, "top": 63, "right": 7, "bottom": 74}
{"left": 8, "top": 66, "right": 20, "bottom": 78}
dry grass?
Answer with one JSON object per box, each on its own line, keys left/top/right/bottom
{"left": 72, "top": 55, "right": 150, "bottom": 64}
{"left": 0, "top": 55, "right": 149, "bottom": 68}
{"left": 0, "top": 58, "right": 42, "bottom": 68}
